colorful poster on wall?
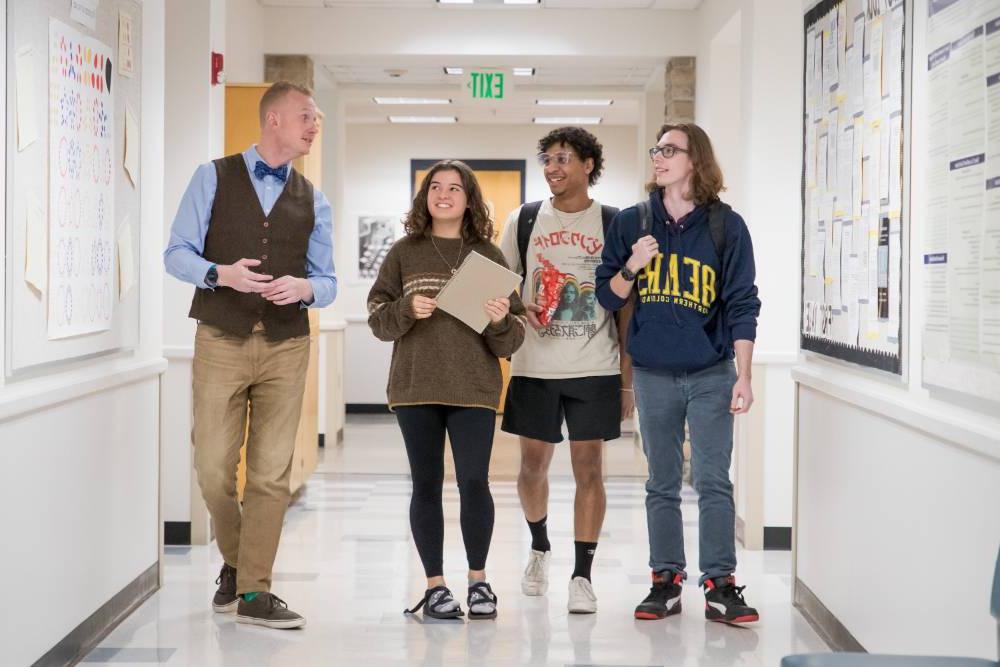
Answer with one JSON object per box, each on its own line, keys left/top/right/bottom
{"left": 800, "top": 0, "right": 907, "bottom": 373}
{"left": 921, "top": 0, "right": 1000, "bottom": 401}
{"left": 357, "top": 215, "right": 395, "bottom": 281}
{"left": 48, "top": 19, "right": 115, "bottom": 339}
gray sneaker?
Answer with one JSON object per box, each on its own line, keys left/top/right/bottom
{"left": 212, "top": 564, "right": 238, "bottom": 613}
{"left": 236, "top": 593, "right": 306, "bottom": 629}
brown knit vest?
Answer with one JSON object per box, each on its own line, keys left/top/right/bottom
{"left": 188, "top": 154, "right": 314, "bottom": 340}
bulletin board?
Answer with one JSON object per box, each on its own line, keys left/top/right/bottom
{"left": 5, "top": 0, "right": 142, "bottom": 375}
{"left": 920, "top": 0, "right": 1000, "bottom": 403}
{"left": 800, "top": 0, "right": 908, "bottom": 374}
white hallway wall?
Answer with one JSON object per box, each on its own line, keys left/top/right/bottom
{"left": 0, "top": 1, "right": 167, "bottom": 663}
{"left": 160, "top": 0, "right": 227, "bottom": 540}
{"left": 696, "top": 0, "right": 801, "bottom": 533}
{"left": 794, "top": 0, "right": 1000, "bottom": 657}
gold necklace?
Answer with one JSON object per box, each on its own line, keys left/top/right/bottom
{"left": 430, "top": 235, "right": 464, "bottom": 275}
{"left": 551, "top": 201, "right": 591, "bottom": 230}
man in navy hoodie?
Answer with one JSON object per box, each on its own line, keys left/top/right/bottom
{"left": 596, "top": 123, "right": 761, "bottom": 624}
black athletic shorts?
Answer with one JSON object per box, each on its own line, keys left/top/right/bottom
{"left": 501, "top": 374, "right": 622, "bottom": 444}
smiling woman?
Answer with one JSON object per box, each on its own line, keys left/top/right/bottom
{"left": 366, "top": 159, "right": 527, "bottom": 622}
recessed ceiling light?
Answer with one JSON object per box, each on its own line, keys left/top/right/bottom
{"left": 536, "top": 99, "right": 614, "bottom": 107}
{"left": 437, "top": 0, "right": 474, "bottom": 4}
{"left": 373, "top": 97, "right": 452, "bottom": 105}
{"left": 444, "top": 67, "right": 464, "bottom": 75}
{"left": 504, "top": 0, "right": 540, "bottom": 4}
{"left": 512, "top": 67, "right": 536, "bottom": 76}
{"left": 388, "top": 116, "right": 458, "bottom": 124}
{"left": 533, "top": 117, "right": 603, "bottom": 125}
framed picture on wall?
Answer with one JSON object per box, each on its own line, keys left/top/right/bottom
{"left": 356, "top": 214, "right": 396, "bottom": 281}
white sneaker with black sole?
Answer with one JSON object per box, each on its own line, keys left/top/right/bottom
{"left": 567, "top": 576, "right": 597, "bottom": 614}
{"left": 521, "top": 549, "right": 550, "bottom": 596}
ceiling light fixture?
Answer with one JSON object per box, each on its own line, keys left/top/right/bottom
{"left": 444, "top": 67, "right": 464, "bottom": 75}
{"left": 533, "top": 116, "right": 603, "bottom": 125}
{"left": 388, "top": 116, "right": 458, "bottom": 124}
{"left": 512, "top": 67, "right": 536, "bottom": 76}
{"left": 535, "top": 99, "right": 614, "bottom": 107}
{"left": 374, "top": 97, "right": 452, "bottom": 105}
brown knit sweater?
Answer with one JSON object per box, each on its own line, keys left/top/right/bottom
{"left": 367, "top": 235, "right": 526, "bottom": 410}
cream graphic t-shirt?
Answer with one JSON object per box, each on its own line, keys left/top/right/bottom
{"left": 499, "top": 199, "right": 620, "bottom": 379}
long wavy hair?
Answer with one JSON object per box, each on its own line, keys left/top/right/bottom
{"left": 404, "top": 160, "right": 494, "bottom": 243}
{"left": 645, "top": 123, "right": 726, "bottom": 205}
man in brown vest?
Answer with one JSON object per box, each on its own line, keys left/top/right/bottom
{"left": 164, "top": 81, "right": 336, "bottom": 629}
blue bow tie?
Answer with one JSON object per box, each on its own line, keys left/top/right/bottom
{"left": 254, "top": 160, "right": 288, "bottom": 182}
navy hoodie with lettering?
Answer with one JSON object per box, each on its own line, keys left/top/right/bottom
{"left": 595, "top": 191, "right": 761, "bottom": 373}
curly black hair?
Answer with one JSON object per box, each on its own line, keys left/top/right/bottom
{"left": 537, "top": 126, "right": 605, "bottom": 187}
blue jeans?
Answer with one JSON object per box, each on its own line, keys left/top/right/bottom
{"left": 633, "top": 360, "right": 737, "bottom": 585}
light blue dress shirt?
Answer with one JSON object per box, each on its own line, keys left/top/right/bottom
{"left": 163, "top": 145, "right": 337, "bottom": 308}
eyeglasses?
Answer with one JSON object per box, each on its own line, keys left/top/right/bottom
{"left": 536, "top": 151, "right": 575, "bottom": 167}
{"left": 649, "top": 144, "right": 689, "bottom": 160}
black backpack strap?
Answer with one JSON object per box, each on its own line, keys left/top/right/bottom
{"left": 600, "top": 204, "right": 620, "bottom": 236}
{"left": 516, "top": 200, "right": 544, "bottom": 279}
{"left": 636, "top": 199, "right": 652, "bottom": 235}
{"left": 707, "top": 200, "right": 730, "bottom": 266}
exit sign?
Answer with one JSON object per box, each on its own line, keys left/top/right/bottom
{"left": 469, "top": 71, "right": 505, "bottom": 100}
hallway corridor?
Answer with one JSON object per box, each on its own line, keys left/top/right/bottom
{"left": 83, "top": 418, "right": 828, "bottom": 665}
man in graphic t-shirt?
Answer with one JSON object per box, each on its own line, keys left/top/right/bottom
{"left": 499, "top": 126, "right": 632, "bottom": 614}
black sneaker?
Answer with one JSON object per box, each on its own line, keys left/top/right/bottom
{"left": 236, "top": 593, "right": 306, "bottom": 629}
{"left": 703, "top": 575, "right": 759, "bottom": 624}
{"left": 634, "top": 571, "right": 683, "bottom": 620}
{"left": 212, "top": 564, "right": 238, "bottom": 613}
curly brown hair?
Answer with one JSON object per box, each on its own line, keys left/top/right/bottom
{"left": 404, "top": 160, "right": 495, "bottom": 243}
{"left": 645, "top": 123, "right": 726, "bottom": 205}
{"left": 538, "top": 126, "right": 605, "bottom": 186}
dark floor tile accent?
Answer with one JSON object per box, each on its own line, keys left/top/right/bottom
{"left": 346, "top": 403, "right": 391, "bottom": 414}
{"left": 163, "top": 522, "right": 190, "bottom": 546}
{"left": 763, "top": 526, "right": 793, "bottom": 551}
{"left": 81, "top": 647, "right": 176, "bottom": 663}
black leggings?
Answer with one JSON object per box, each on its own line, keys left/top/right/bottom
{"left": 395, "top": 405, "right": 496, "bottom": 578}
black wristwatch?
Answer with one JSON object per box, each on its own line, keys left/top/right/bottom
{"left": 205, "top": 264, "right": 219, "bottom": 288}
{"left": 619, "top": 265, "right": 637, "bottom": 281}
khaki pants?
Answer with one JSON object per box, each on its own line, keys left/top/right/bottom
{"left": 192, "top": 323, "right": 310, "bottom": 594}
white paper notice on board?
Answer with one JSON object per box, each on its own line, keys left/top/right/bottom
{"left": 70, "top": 0, "right": 99, "bottom": 30}
{"left": 124, "top": 102, "right": 139, "bottom": 186}
{"left": 24, "top": 195, "right": 47, "bottom": 294}
{"left": 118, "top": 10, "right": 135, "bottom": 78}
{"left": 15, "top": 46, "right": 38, "bottom": 151}
{"left": 118, "top": 220, "right": 136, "bottom": 300}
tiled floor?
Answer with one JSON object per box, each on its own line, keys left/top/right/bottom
{"left": 83, "top": 416, "right": 828, "bottom": 666}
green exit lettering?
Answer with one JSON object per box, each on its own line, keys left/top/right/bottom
{"left": 470, "top": 71, "right": 504, "bottom": 100}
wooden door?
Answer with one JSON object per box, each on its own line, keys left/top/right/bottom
{"left": 226, "top": 83, "right": 323, "bottom": 497}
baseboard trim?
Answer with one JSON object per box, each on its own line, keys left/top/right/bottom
{"left": 32, "top": 562, "right": 158, "bottom": 667}
{"left": 346, "top": 403, "right": 391, "bottom": 414}
{"left": 763, "top": 526, "right": 792, "bottom": 551}
{"left": 164, "top": 521, "right": 191, "bottom": 546}
{"left": 793, "top": 577, "right": 866, "bottom": 653}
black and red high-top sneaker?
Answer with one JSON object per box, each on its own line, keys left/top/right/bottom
{"left": 703, "top": 575, "right": 759, "bottom": 624}
{"left": 634, "top": 570, "right": 683, "bottom": 620}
